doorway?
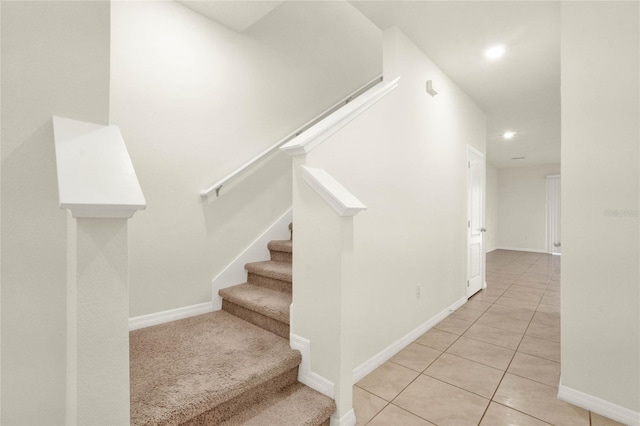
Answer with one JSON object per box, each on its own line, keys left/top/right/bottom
{"left": 467, "top": 146, "right": 486, "bottom": 297}
{"left": 546, "top": 175, "right": 561, "bottom": 255}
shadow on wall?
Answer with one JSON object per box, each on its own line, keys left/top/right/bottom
{"left": 2, "top": 119, "right": 68, "bottom": 423}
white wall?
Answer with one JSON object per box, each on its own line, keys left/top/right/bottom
{"left": 109, "top": 1, "right": 382, "bottom": 317}
{"left": 303, "top": 27, "right": 486, "bottom": 367}
{"left": 561, "top": 1, "right": 639, "bottom": 416}
{"left": 485, "top": 164, "right": 498, "bottom": 252}
{"left": 0, "top": 1, "right": 111, "bottom": 423}
{"left": 496, "top": 164, "right": 560, "bottom": 252}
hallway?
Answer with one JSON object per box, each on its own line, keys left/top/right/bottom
{"left": 353, "top": 250, "right": 622, "bottom": 425}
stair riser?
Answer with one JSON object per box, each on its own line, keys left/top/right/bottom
{"left": 182, "top": 368, "right": 299, "bottom": 426}
{"left": 247, "top": 272, "right": 291, "bottom": 293}
{"left": 222, "top": 300, "right": 289, "bottom": 339}
{"left": 270, "top": 251, "right": 292, "bottom": 263}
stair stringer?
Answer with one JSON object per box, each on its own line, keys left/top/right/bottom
{"left": 212, "top": 208, "right": 292, "bottom": 310}
{"left": 289, "top": 331, "right": 356, "bottom": 426}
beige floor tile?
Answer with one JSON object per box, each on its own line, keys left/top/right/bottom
{"left": 367, "top": 404, "right": 435, "bottom": 426}
{"left": 394, "top": 375, "right": 489, "bottom": 426}
{"left": 464, "top": 323, "right": 524, "bottom": 350}
{"left": 414, "top": 328, "right": 459, "bottom": 351}
{"left": 525, "top": 322, "right": 560, "bottom": 343}
{"left": 494, "top": 374, "right": 589, "bottom": 425}
{"left": 495, "top": 296, "right": 540, "bottom": 311}
{"left": 476, "top": 312, "right": 530, "bottom": 334}
{"left": 518, "top": 335, "right": 560, "bottom": 362}
{"left": 390, "top": 343, "right": 441, "bottom": 372}
{"left": 540, "top": 295, "right": 560, "bottom": 306}
{"left": 517, "top": 276, "right": 550, "bottom": 284}
{"left": 465, "top": 299, "right": 494, "bottom": 313}
{"left": 356, "top": 362, "right": 419, "bottom": 401}
{"left": 590, "top": 412, "right": 627, "bottom": 426}
{"left": 480, "top": 402, "right": 552, "bottom": 425}
{"left": 497, "top": 272, "right": 524, "bottom": 280}
{"left": 450, "top": 306, "right": 484, "bottom": 323}
{"left": 470, "top": 291, "right": 500, "bottom": 304}
{"left": 507, "top": 352, "right": 560, "bottom": 387}
{"left": 353, "top": 386, "right": 387, "bottom": 426}
{"left": 536, "top": 303, "right": 560, "bottom": 314}
{"left": 487, "top": 304, "right": 535, "bottom": 322}
{"left": 512, "top": 280, "right": 549, "bottom": 290}
{"left": 502, "top": 290, "right": 544, "bottom": 304}
{"left": 531, "top": 311, "right": 560, "bottom": 328}
{"left": 446, "top": 336, "right": 515, "bottom": 370}
{"left": 424, "top": 353, "right": 504, "bottom": 398}
{"left": 434, "top": 316, "right": 474, "bottom": 335}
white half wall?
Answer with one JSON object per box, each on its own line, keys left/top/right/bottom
{"left": 496, "top": 164, "right": 560, "bottom": 252}
{"left": 1, "top": 1, "right": 111, "bottom": 423}
{"left": 560, "top": 1, "right": 639, "bottom": 416}
{"left": 109, "top": 1, "right": 382, "bottom": 318}
{"left": 305, "top": 27, "right": 486, "bottom": 368}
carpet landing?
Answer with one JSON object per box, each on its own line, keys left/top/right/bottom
{"left": 130, "top": 227, "right": 336, "bottom": 425}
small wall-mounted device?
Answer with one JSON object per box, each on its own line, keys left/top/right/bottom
{"left": 426, "top": 80, "right": 438, "bottom": 97}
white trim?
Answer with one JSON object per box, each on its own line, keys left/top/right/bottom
{"left": 495, "top": 246, "right": 549, "bottom": 254}
{"left": 558, "top": 381, "right": 640, "bottom": 426}
{"left": 466, "top": 145, "right": 485, "bottom": 158}
{"left": 289, "top": 333, "right": 335, "bottom": 398}
{"left": 212, "top": 208, "right": 292, "bottom": 310}
{"left": 352, "top": 296, "right": 467, "bottom": 383}
{"left": 330, "top": 409, "right": 356, "bottom": 426}
{"left": 300, "top": 166, "right": 366, "bottom": 217}
{"left": 53, "top": 116, "right": 146, "bottom": 219}
{"left": 129, "top": 302, "right": 214, "bottom": 331}
{"left": 281, "top": 77, "right": 400, "bottom": 156}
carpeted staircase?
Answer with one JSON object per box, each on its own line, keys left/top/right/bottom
{"left": 130, "top": 223, "right": 336, "bottom": 425}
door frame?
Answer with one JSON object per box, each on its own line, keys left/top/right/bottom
{"left": 467, "top": 146, "right": 486, "bottom": 297}
{"left": 546, "top": 174, "right": 561, "bottom": 255}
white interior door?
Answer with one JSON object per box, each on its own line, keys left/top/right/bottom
{"left": 546, "top": 175, "right": 561, "bottom": 255}
{"left": 467, "top": 147, "right": 485, "bottom": 297}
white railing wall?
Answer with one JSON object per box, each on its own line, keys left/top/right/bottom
{"left": 280, "top": 77, "right": 398, "bottom": 426}
{"left": 53, "top": 116, "right": 145, "bottom": 425}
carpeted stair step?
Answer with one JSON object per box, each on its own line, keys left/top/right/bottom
{"left": 246, "top": 260, "right": 292, "bottom": 293}
{"left": 219, "top": 283, "right": 291, "bottom": 339}
{"left": 219, "top": 382, "right": 336, "bottom": 426}
{"left": 130, "top": 311, "right": 302, "bottom": 426}
{"left": 268, "top": 239, "right": 293, "bottom": 263}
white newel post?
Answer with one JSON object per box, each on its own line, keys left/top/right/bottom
{"left": 53, "top": 116, "right": 146, "bottom": 425}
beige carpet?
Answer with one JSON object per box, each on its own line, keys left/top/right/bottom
{"left": 130, "top": 311, "right": 300, "bottom": 425}
{"left": 130, "top": 227, "right": 336, "bottom": 425}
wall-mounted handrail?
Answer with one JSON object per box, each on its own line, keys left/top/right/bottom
{"left": 200, "top": 74, "right": 383, "bottom": 199}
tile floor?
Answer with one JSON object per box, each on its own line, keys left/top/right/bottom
{"left": 353, "top": 250, "right": 624, "bottom": 426}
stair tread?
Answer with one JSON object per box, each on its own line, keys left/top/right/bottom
{"left": 219, "top": 382, "right": 335, "bottom": 426}
{"left": 267, "top": 239, "right": 293, "bottom": 253}
{"left": 130, "top": 311, "right": 301, "bottom": 426}
{"left": 245, "top": 260, "right": 292, "bottom": 282}
{"left": 220, "top": 284, "right": 291, "bottom": 324}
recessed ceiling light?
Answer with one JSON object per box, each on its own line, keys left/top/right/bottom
{"left": 511, "top": 157, "right": 525, "bottom": 160}
{"left": 503, "top": 131, "right": 516, "bottom": 140}
{"left": 485, "top": 45, "right": 506, "bottom": 60}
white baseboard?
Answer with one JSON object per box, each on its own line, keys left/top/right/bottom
{"left": 352, "top": 295, "right": 467, "bottom": 383}
{"left": 212, "top": 208, "right": 293, "bottom": 310}
{"left": 129, "top": 302, "right": 214, "bottom": 331}
{"left": 496, "top": 246, "right": 548, "bottom": 254}
{"left": 558, "top": 381, "right": 640, "bottom": 426}
{"left": 330, "top": 409, "right": 356, "bottom": 426}
{"left": 290, "top": 333, "right": 335, "bottom": 398}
